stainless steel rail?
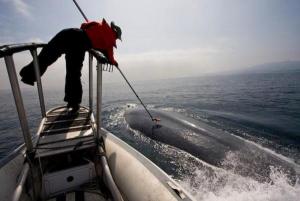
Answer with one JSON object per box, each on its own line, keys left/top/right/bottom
{"left": 1, "top": 43, "right": 123, "bottom": 201}
{"left": 89, "top": 53, "right": 93, "bottom": 113}
{"left": 4, "top": 55, "right": 34, "bottom": 153}
{"left": 88, "top": 49, "right": 108, "bottom": 140}
{"left": 96, "top": 60, "right": 103, "bottom": 140}
{"left": 89, "top": 49, "right": 125, "bottom": 201}
{"left": 2, "top": 43, "right": 47, "bottom": 154}
{"left": 0, "top": 43, "right": 45, "bottom": 58}
{"left": 31, "top": 49, "right": 46, "bottom": 117}
{"left": 1, "top": 43, "right": 109, "bottom": 153}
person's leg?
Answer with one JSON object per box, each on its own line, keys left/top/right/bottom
{"left": 63, "top": 29, "right": 91, "bottom": 110}
{"left": 19, "top": 28, "right": 82, "bottom": 85}
{"left": 64, "top": 50, "right": 85, "bottom": 108}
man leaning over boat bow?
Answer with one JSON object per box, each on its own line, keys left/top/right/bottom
{"left": 19, "top": 18, "right": 122, "bottom": 113}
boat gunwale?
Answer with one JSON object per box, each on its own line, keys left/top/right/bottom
{"left": 102, "top": 128, "right": 196, "bottom": 201}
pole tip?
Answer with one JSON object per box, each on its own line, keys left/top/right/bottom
{"left": 152, "top": 117, "right": 161, "bottom": 123}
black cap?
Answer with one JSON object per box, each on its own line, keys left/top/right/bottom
{"left": 111, "top": 21, "right": 122, "bottom": 41}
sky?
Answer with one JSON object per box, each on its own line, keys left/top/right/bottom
{"left": 0, "top": 0, "right": 300, "bottom": 89}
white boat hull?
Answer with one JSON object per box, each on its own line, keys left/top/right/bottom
{"left": 0, "top": 129, "right": 194, "bottom": 201}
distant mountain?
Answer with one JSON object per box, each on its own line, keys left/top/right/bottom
{"left": 242, "top": 61, "right": 300, "bottom": 74}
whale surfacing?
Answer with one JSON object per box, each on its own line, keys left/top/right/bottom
{"left": 124, "top": 108, "right": 299, "bottom": 183}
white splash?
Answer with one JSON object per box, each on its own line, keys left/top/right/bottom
{"left": 180, "top": 163, "right": 300, "bottom": 201}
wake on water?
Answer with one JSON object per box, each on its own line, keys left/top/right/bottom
{"left": 103, "top": 104, "right": 300, "bottom": 201}
{"left": 180, "top": 164, "right": 300, "bottom": 201}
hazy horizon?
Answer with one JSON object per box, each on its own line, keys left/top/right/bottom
{"left": 1, "top": 0, "right": 300, "bottom": 90}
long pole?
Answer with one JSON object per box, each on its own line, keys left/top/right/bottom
{"left": 72, "top": 0, "right": 159, "bottom": 122}
{"left": 116, "top": 66, "right": 159, "bottom": 122}
{"left": 72, "top": 0, "right": 88, "bottom": 22}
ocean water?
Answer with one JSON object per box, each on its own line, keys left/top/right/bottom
{"left": 0, "top": 71, "right": 300, "bottom": 200}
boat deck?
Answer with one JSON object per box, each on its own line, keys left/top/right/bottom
{"left": 35, "top": 106, "right": 96, "bottom": 158}
{"left": 46, "top": 180, "right": 108, "bottom": 201}
{"left": 47, "top": 192, "right": 107, "bottom": 201}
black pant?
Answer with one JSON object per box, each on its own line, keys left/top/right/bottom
{"left": 20, "top": 28, "right": 91, "bottom": 105}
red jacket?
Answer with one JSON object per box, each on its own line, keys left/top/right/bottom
{"left": 81, "top": 19, "right": 117, "bottom": 65}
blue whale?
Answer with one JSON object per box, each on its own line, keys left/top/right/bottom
{"left": 124, "top": 108, "right": 300, "bottom": 183}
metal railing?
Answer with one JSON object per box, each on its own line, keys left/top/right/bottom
{"left": 88, "top": 49, "right": 108, "bottom": 140}
{"left": 1, "top": 43, "right": 47, "bottom": 153}
{"left": 1, "top": 42, "right": 124, "bottom": 201}
{"left": 0, "top": 43, "right": 108, "bottom": 154}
